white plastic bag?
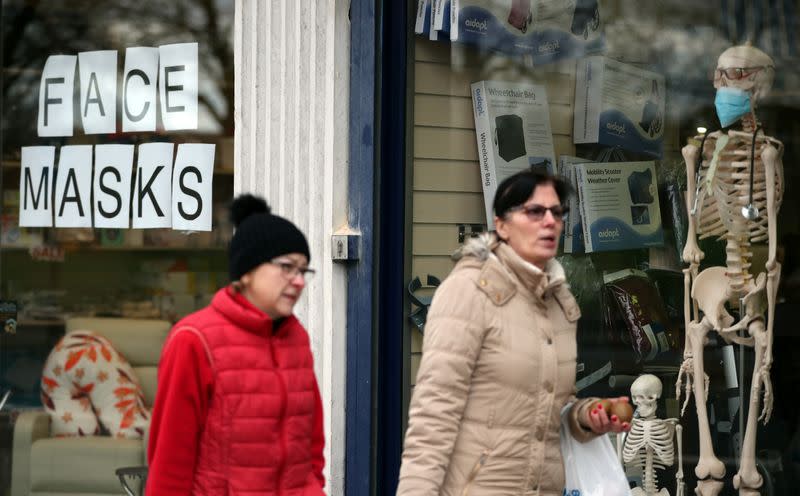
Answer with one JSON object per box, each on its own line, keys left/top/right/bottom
{"left": 560, "top": 404, "right": 631, "bottom": 496}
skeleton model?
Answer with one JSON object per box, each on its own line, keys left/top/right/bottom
{"left": 677, "top": 44, "right": 784, "bottom": 496}
{"left": 621, "top": 374, "right": 684, "bottom": 496}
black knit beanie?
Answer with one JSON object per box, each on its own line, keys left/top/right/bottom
{"left": 228, "top": 194, "right": 310, "bottom": 281}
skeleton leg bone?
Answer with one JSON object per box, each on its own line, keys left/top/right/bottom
{"left": 687, "top": 318, "right": 726, "bottom": 491}
{"left": 733, "top": 318, "right": 769, "bottom": 494}
{"left": 677, "top": 423, "right": 685, "bottom": 496}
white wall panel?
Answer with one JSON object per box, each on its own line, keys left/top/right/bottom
{"left": 235, "top": 2, "right": 349, "bottom": 494}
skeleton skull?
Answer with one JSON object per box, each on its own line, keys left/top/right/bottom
{"left": 631, "top": 374, "right": 662, "bottom": 419}
{"left": 714, "top": 43, "right": 775, "bottom": 104}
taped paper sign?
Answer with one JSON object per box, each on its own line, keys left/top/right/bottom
{"left": 40, "top": 43, "right": 198, "bottom": 136}
{"left": 21, "top": 42, "right": 214, "bottom": 231}
{"left": 20, "top": 144, "right": 214, "bottom": 231}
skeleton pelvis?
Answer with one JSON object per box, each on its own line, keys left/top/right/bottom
{"left": 692, "top": 266, "right": 767, "bottom": 333}
{"left": 692, "top": 266, "right": 736, "bottom": 329}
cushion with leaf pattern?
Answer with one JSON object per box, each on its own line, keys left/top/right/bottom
{"left": 40, "top": 330, "right": 150, "bottom": 438}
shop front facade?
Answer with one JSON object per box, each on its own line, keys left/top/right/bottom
{"left": 0, "top": 1, "right": 352, "bottom": 495}
{"left": 2, "top": 1, "right": 800, "bottom": 496}
{"left": 371, "top": 1, "right": 800, "bottom": 495}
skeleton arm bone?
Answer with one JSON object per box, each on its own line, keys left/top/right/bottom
{"left": 682, "top": 143, "right": 705, "bottom": 265}
{"left": 678, "top": 143, "right": 704, "bottom": 408}
{"left": 674, "top": 420, "right": 684, "bottom": 496}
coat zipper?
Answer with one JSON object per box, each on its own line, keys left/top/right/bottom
{"left": 268, "top": 334, "right": 288, "bottom": 494}
{"left": 461, "top": 449, "right": 490, "bottom": 496}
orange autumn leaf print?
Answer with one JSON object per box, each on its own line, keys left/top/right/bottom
{"left": 42, "top": 376, "right": 59, "bottom": 391}
{"left": 120, "top": 408, "right": 136, "bottom": 429}
{"left": 41, "top": 391, "right": 55, "bottom": 410}
{"left": 114, "top": 387, "right": 137, "bottom": 399}
{"left": 87, "top": 346, "right": 97, "bottom": 362}
{"left": 76, "top": 382, "right": 95, "bottom": 395}
{"left": 101, "top": 346, "right": 112, "bottom": 362}
{"left": 115, "top": 399, "right": 136, "bottom": 411}
{"left": 64, "top": 349, "right": 86, "bottom": 371}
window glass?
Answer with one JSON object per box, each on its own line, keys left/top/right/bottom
{"left": 407, "top": 1, "right": 800, "bottom": 494}
{"left": 0, "top": 1, "right": 233, "bottom": 491}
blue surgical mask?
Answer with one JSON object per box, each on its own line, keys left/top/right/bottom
{"left": 715, "top": 87, "right": 751, "bottom": 127}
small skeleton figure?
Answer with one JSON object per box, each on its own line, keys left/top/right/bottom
{"left": 621, "top": 374, "right": 684, "bottom": 496}
{"left": 677, "top": 43, "right": 784, "bottom": 496}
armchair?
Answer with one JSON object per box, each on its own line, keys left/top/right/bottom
{"left": 11, "top": 317, "right": 170, "bottom": 496}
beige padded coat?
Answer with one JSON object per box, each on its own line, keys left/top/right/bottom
{"left": 397, "top": 234, "right": 598, "bottom": 496}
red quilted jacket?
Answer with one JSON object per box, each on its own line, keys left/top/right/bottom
{"left": 146, "top": 287, "right": 325, "bottom": 496}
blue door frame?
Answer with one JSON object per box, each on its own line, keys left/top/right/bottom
{"left": 346, "top": 0, "right": 409, "bottom": 495}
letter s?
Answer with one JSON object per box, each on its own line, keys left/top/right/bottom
{"left": 178, "top": 166, "right": 203, "bottom": 221}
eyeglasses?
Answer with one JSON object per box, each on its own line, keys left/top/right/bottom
{"left": 269, "top": 259, "right": 316, "bottom": 281}
{"left": 507, "top": 204, "right": 568, "bottom": 222}
{"left": 715, "top": 66, "right": 772, "bottom": 80}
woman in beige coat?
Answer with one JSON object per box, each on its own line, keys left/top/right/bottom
{"left": 397, "top": 170, "right": 630, "bottom": 496}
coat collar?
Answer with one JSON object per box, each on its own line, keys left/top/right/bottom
{"left": 495, "top": 242, "right": 566, "bottom": 298}
{"left": 454, "top": 232, "right": 567, "bottom": 301}
{"left": 211, "top": 286, "right": 297, "bottom": 336}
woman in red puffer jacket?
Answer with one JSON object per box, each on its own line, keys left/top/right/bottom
{"left": 147, "top": 194, "right": 325, "bottom": 496}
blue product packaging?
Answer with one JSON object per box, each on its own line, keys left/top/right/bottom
{"left": 451, "top": 0, "right": 605, "bottom": 64}
{"left": 416, "top": 0, "right": 450, "bottom": 41}
{"left": 574, "top": 56, "right": 666, "bottom": 158}
{"left": 575, "top": 161, "right": 664, "bottom": 253}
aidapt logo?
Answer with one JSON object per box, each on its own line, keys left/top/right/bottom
{"left": 474, "top": 88, "right": 485, "bottom": 115}
{"left": 538, "top": 40, "right": 560, "bottom": 54}
{"left": 606, "top": 121, "right": 627, "bottom": 136}
{"left": 598, "top": 228, "right": 621, "bottom": 239}
{"left": 465, "top": 18, "right": 488, "bottom": 32}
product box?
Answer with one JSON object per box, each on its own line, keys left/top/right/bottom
{"left": 574, "top": 161, "right": 663, "bottom": 252}
{"left": 415, "top": 0, "right": 449, "bottom": 40}
{"left": 451, "top": 0, "right": 604, "bottom": 64}
{"left": 471, "top": 80, "right": 556, "bottom": 228}
{"left": 433, "top": 0, "right": 453, "bottom": 40}
{"left": 574, "top": 56, "right": 666, "bottom": 158}
{"left": 557, "top": 155, "right": 592, "bottom": 253}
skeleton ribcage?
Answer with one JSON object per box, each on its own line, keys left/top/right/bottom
{"left": 694, "top": 135, "right": 784, "bottom": 291}
{"left": 623, "top": 420, "right": 675, "bottom": 468}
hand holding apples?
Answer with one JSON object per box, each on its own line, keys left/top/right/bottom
{"left": 584, "top": 396, "right": 631, "bottom": 434}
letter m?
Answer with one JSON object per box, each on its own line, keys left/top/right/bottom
{"left": 24, "top": 167, "right": 50, "bottom": 209}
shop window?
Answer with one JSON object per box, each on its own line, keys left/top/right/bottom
{"left": 0, "top": 1, "right": 234, "bottom": 493}
{"left": 406, "top": 1, "right": 800, "bottom": 494}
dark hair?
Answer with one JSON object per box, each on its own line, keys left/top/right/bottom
{"left": 492, "top": 170, "right": 571, "bottom": 218}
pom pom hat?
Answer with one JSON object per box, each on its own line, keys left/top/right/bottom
{"left": 228, "top": 194, "right": 310, "bottom": 281}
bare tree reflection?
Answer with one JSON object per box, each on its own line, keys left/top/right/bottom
{"left": 1, "top": 0, "right": 234, "bottom": 153}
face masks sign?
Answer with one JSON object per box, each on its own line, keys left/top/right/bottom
{"left": 19, "top": 42, "right": 215, "bottom": 231}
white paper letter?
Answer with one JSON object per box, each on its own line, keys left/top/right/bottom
{"left": 133, "top": 142, "right": 174, "bottom": 228}
{"left": 172, "top": 143, "right": 214, "bottom": 231}
{"left": 159, "top": 43, "right": 198, "bottom": 131}
{"left": 54, "top": 145, "right": 93, "bottom": 227}
{"left": 38, "top": 56, "right": 76, "bottom": 137}
{"left": 19, "top": 146, "right": 55, "bottom": 226}
{"left": 93, "top": 144, "right": 134, "bottom": 228}
{"left": 78, "top": 51, "right": 117, "bottom": 134}
{"left": 122, "top": 47, "right": 159, "bottom": 132}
